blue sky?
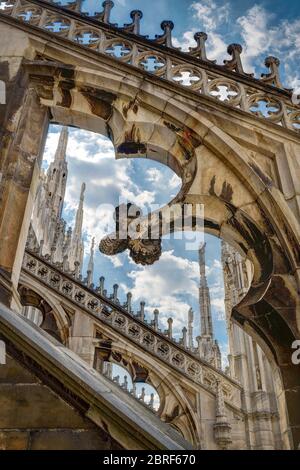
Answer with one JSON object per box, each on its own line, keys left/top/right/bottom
{"left": 40, "top": 1, "right": 300, "bottom": 367}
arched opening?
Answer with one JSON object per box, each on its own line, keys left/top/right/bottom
{"left": 27, "top": 122, "right": 182, "bottom": 285}
{"left": 18, "top": 285, "right": 65, "bottom": 343}
{"left": 101, "top": 361, "right": 161, "bottom": 413}
{"left": 22, "top": 305, "right": 43, "bottom": 327}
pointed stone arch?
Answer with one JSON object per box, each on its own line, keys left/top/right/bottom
{"left": 18, "top": 276, "right": 72, "bottom": 344}
{"left": 99, "top": 340, "right": 203, "bottom": 448}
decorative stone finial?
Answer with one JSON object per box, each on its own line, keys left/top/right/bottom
{"left": 50, "top": 239, "right": 57, "bottom": 263}
{"left": 122, "top": 10, "right": 143, "bottom": 35}
{"left": 131, "top": 10, "right": 143, "bottom": 20}
{"left": 189, "top": 32, "right": 216, "bottom": 63}
{"left": 94, "top": 0, "right": 114, "bottom": 24}
{"left": 105, "top": 362, "right": 112, "bottom": 379}
{"left": 98, "top": 276, "right": 105, "bottom": 295}
{"left": 224, "top": 44, "right": 253, "bottom": 76}
{"left": 188, "top": 307, "right": 193, "bottom": 324}
{"left": 63, "top": 254, "right": 69, "bottom": 272}
{"left": 26, "top": 226, "right": 34, "bottom": 251}
{"left": 182, "top": 327, "right": 187, "bottom": 349}
{"left": 153, "top": 309, "right": 159, "bottom": 331}
{"left": 125, "top": 292, "right": 132, "bottom": 313}
{"left": 39, "top": 239, "right": 44, "bottom": 256}
{"left": 112, "top": 283, "right": 119, "bottom": 302}
{"left": 131, "top": 383, "right": 137, "bottom": 397}
{"left": 167, "top": 317, "right": 173, "bottom": 339}
{"left": 261, "top": 56, "right": 283, "bottom": 88}
{"left": 114, "top": 375, "right": 120, "bottom": 385}
{"left": 154, "top": 20, "right": 178, "bottom": 49}
{"left": 228, "top": 43, "right": 242, "bottom": 54}
{"left": 140, "top": 387, "right": 146, "bottom": 402}
{"left": 149, "top": 393, "right": 155, "bottom": 409}
{"left": 195, "top": 31, "right": 207, "bottom": 41}
{"left": 122, "top": 375, "right": 128, "bottom": 391}
{"left": 63, "top": 227, "right": 72, "bottom": 257}
{"left": 138, "top": 301, "right": 145, "bottom": 322}
{"left": 74, "top": 260, "right": 81, "bottom": 279}
{"left": 196, "top": 335, "right": 202, "bottom": 355}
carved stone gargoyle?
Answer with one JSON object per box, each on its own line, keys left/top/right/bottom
{"left": 99, "top": 203, "right": 162, "bottom": 266}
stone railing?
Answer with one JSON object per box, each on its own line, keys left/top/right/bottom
{"left": 21, "top": 249, "right": 241, "bottom": 405}
{"left": 1, "top": 0, "right": 300, "bottom": 133}
{"left": 103, "top": 362, "right": 158, "bottom": 414}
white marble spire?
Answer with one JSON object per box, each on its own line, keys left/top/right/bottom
{"left": 74, "top": 182, "right": 86, "bottom": 240}
{"left": 188, "top": 307, "right": 194, "bottom": 349}
{"left": 31, "top": 126, "right": 69, "bottom": 254}
{"left": 47, "top": 126, "right": 69, "bottom": 219}
{"left": 68, "top": 182, "right": 86, "bottom": 271}
{"left": 54, "top": 126, "right": 69, "bottom": 164}
{"left": 199, "top": 243, "right": 214, "bottom": 338}
{"left": 87, "top": 237, "right": 95, "bottom": 286}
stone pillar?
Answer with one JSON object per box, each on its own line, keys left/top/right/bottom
{"left": 237, "top": 300, "right": 300, "bottom": 450}
{"left": 278, "top": 363, "right": 300, "bottom": 449}
{"left": 69, "top": 311, "right": 95, "bottom": 366}
{"left": 0, "top": 68, "right": 48, "bottom": 309}
{"left": 213, "top": 380, "right": 232, "bottom": 450}
{"left": 251, "top": 391, "right": 275, "bottom": 450}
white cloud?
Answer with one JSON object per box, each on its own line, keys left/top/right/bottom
{"left": 147, "top": 296, "right": 194, "bottom": 335}
{"left": 125, "top": 247, "right": 225, "bottom": 336}
{"left": 206, "top": 34, "right": 228, "bottom": 63}
{"left": 43, "top": 127, "right": 164, "bottom": 240}
{"left": 191, "top": 0, "right": 230, "bottom": 32}
{"left": 206, "top": 258, "right": 222, "bottom": 276}
{"left": 169, "top": 174, "right": 181, "bottom": 193}
{"left": 237, "top": 5, "right": 300, "bottom": 80}
{"left": 43, "top": 131, "right": 60, "bottom": 167}
{"left": 108, "top": 254, "right": 123, "bottom": 268}
{"left": 146, "top": 167, "right": 163, "bottom": 184}
{"left": 128, "top": 249, "right": 200, "bottom": 334}
{"left": 211, "top": 297, "right": 226, "bottom": 321}
{"left": 237, "top": 5, "right": 274, "bottom": 73}
{"left": 173, "top": 0, "right": 228, "bottom": 62}
{"left": 129, "top": 250, "right": 199, "bottom": 298}
{"left": 145, "top": 167, "right": 181, "bottom": 200}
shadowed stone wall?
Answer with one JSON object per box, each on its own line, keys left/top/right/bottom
{"left": 0, "top": 355, "right": 123, "bottom": 450}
